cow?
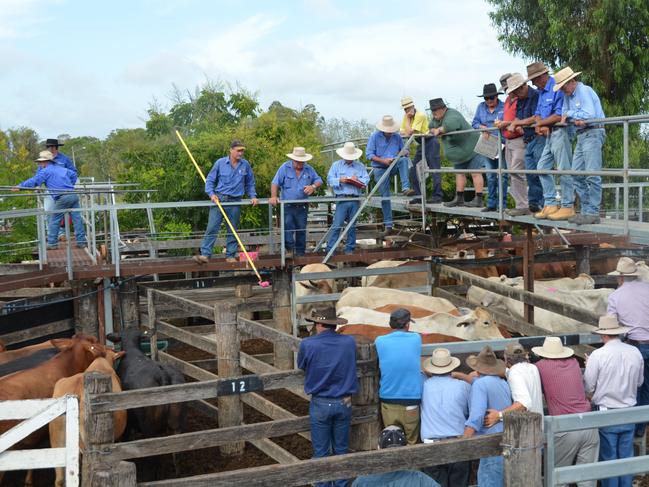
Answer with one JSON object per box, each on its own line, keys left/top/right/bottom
{"left": 0, "top": 339, "right": 5, "bottom": 352}
{"left": 337, "top": 324, "right": 464, "bottom": 344}
{"left": 0, "top": 339, "right": 59, "bottom": 365}
{"left": 360, "top": 260, "right": 429, "bottom": 290}
{"left": 373, "top": 304, "right": 460, "bottom": 318}
{"left": 337, "top": 287, "right": 457, "bottom": 314}
{"left": 295, "top": 263, "right": 335, "bottom": 320}
{"left": 50, "top": 349, "right": 127, "bottom": 487}
{"left": 0, "top": 347, "right": 59, "bottom": 378}
{"left": 337, "top": 306, "right": 503, "bottom": 341}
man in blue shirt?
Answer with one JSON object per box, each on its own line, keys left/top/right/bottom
{"left": 13, "top": 150, "right": 86, "bottom": 249}
{"left": 326, "top": 142, "right": 370, "bottom": 255}
{"left": 420, "top": 348, "right": 471, "bottom": 487}
{"left": 375, "top": 308, "right": 423, "bottom": 445}
{"left": 463, "top": 346, "right": 512, "bottom": 487}
{"left": 556, "top": 67, "right": 607, "bottom": 225}
{"left": 366, "top": 116, "right": 414, "bottom": 236}
{"left": 298, "top": 305, "right": 357, "bottom": 487}
{"left": 43, "top": 138, "right": 77, "bottom": 241}
{"left": 194, "top": 140, "right": 258, "bottom": 264}
{"left": 270, "top": 147, "right": 323, "bottom": 257}
{"left": 472, "top": 83, "right": 507, "bottom": 213}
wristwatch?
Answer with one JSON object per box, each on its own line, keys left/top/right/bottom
{"left": 498, "top": 411, "right": 503, "bottom": 422}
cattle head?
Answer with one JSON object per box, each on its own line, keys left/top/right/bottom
{"left": 105, "top": 349, "right": 126, "bottom": 365}
{"left": 106, "top": 328, "right": 149, "bottom": 351}
{"left": 576, "top": 273, "right": 596, "bottom": 289}
{"left": 298, "top": 280, "right": 333, "bottom": 294}
{"left": 481, "top": 291, "right": 505, "bottom": 308}
{"left": 455, "top": 308, "right": 501, "bottom": 339}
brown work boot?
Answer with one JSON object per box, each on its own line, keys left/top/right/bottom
{"left": 548, "top": 207, "right": 575, "bottom": 221}
{"left": 533, "top": 205, "right": 559, "bottom": 219}
{"left": 192, "top": 255, "right": 208, "bottom": 265}
{"left": 225, "top": 257, "right": 238, "bottom": 263}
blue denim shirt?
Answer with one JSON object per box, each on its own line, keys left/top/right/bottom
{"left": 271, "top": 160, "right": 323, "bottom": 201}
{"left": 421, "top": 375, "right": 471, "bottom": 439}
{"left": 298, "top": 329, "right": 358, "bottom": 398}
{"left": 562, "top": 82, "right": 605, "bottom": 122}
{"left": 535, "top": 76, "right": 564, "bottom": 119}
{"left": 516, "top": 87, "right": 540, "bottom": 140}
{"left": 53, "top": 152, "right": 78, "bottom": 182}
{"left": 204, "top": 156, "right": 256, "bottom": 199}
{"left": 19, "top": 163, "right": 76, "bottom": 199}
{"left": 472, "top": 100, "right": 505, "bottom": 135}
{"left": 327, "top": 159, "right": 370, "bottom": 196}
{"left": 465, "top": 374, "right": 512, "bottom": 435}
{"left": 366, "top": 131, "right": 404, "bottom": 168}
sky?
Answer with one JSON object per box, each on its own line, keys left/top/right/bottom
{"left": 1, "top": 0, "right": 529, "bottom": 139}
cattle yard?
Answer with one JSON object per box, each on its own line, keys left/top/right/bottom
{"left": 2, "top": 214, "right": 649, "bottom": 485}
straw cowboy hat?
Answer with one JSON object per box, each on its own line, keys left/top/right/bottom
{"left": 286, "top": 147, "right": 313, "bottom": 162}
{"left": 305, "top": 305, "right": 347, "bottom": 326}
{"left": 506, "top": 73, "right": 527, "bottom": 95}
{"left": 336, "top": 142, "right": 363, "bottom": 161}
{"left": 526, "top": 61, "right": 550, "bottom": 81}
{"left": 34, "top": 150, "right": 54, "bottom": 162}
{"left": 423, "top": 348, "right": 461, "bottom": 375}
{"left": 607, "top": 257, "right": 640, "bottom": 276}
{"left": 593, "top": 314, "right": 631, "bottom": 335}
{"left": 553, "top": 66, "right": 582, "bottom": 92}
{"left": 376, "top": 115, "right": 400, "bottom": 133}
{"left": 478, "top": 83, "right": 503, "bottom": 98}
{"left": 466, "top": 346, "right": 505, "bottom": 376}
{"left": 400, "top": 96, "right": 415, "bottom": 109}
{"left": 532, "top": 336, "right": 574, "bottom": 359}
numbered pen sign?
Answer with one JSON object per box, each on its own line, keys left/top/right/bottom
{"left": 217, "top": 376, "right": 264, "bottom": 396}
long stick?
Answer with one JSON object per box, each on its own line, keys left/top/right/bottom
{"left": 175, "top": 130, "right": 269, "bottom": 287}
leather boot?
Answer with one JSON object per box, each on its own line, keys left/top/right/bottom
{"left": 466, "top": 195, "right": 484, "bottom": 208}
{"left": 443, "top": 194, "right": 465, "bottom": 207}
{"left": 548, "top": 207, "right": 575, "bottom": 221}
{"left": 534, "top": 205, "right": 559, "bottom": 219}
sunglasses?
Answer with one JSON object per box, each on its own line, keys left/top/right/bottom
{"left": 484, "top": 95, "right": 497, "bottom": 101}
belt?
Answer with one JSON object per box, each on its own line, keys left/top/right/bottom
{"left": 312, "top": 395, "right": 352, "bottom": 405}
{"left": 335, "top": 195, "right": 358, "bottom": 199}
{"left": 626, "top": 338, "right": 649, "bottom": 345}
{"left": 577, "top": 125, "right": 604, "bottom": 133}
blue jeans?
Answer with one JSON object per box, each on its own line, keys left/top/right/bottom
{"left": 199, "top": 194, "right": 241, "bottom": 258}
{"left": 327, "top": 199, "right": 359, "bottom": 253}
{"left": 284, "top": 203, "right": 308, "bottom": 255}
{"left": 410, "top": 138, "right": 442, "bottom": 198}
{"left": 538, "top": 128, "right": 574, "bottom": 207}
{"left": 524, "top": 135, "right": 545, "bottom": 209}
{"left": 475, "top": 153, "right": 508, "bottom": 209}
{"left": 372, "top": 157, "right": 411, "bottom": 228}
{"left": 310, "top": 396, "right": 352, "bottom": 487}
{"left": 632, "top": 343, "right": 649, "bottom": 436}
{"left": 599, "top": 423, "right": 634, "bottom": 487}
{"left": 47, "top": 194, "right": 86, "bottom": 247}
{"left": 572, "top": 129, "right": 605, "bottom": 215}
{"left": 478, "top": 455, "right": 503, "bottom": 487}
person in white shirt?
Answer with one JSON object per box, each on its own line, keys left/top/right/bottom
{"left": 584, "top": 315, "right": 644, "bottom": 487}
{"left": 484, "top": 341, "right": 543, "bottom": 428}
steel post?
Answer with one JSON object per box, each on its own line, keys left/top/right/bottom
{"left": 64, "top": 211, "right": 73, "bottom": 281}
{"left": 280, "top": 201, "right": 285, "bottom": 267}
{"left": 103, "top": 278, "right": 114, "bottom": 336}
{"left": 420, "top": 136, "right": 427, "bottom": 230}
{"left": 623, "top": 121, "right": 630, "bottom": 234}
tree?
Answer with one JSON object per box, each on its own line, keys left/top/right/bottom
{"left": 487, "top": 0, "right": 649, "bottom": 116}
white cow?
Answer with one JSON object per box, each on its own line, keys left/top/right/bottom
{"left": 336, "top": 306, "right": 503, "bottom": 340}
{"left": 361, "top": 260, "right": 429, "bottom": 289}
{"left": 337, "top": 287, "right": 456, "bottom": 314}
{"left": 295, "top": 264, "right": 335, "bottom": 320}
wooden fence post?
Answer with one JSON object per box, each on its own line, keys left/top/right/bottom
{"left": 235, "top": 283, "right": 254, "bottom": 320}
{"left": 146, "top": 288, "right": 159, "bottom": 361}
{"left": 73, "top": 279, "right": 99, "bottom": 337}
{"left": 523, "top": 225, "right": 535, "bottom": 325}
{"left": 119, "top": 278, "right": 139, "bottom": 329}
{"left": 575, "top": 245, "right": 591, "bottom": 275}
{"left": 82, "top": 372, "right": 115, "bottom": 487}
{"left": 350, "top": 338, "right": 380, "bottom": 452}
{"left": 503, "top": 411, "right": 543, "bottom": 487}
{"left": 215, "top": 302, "right": 244, "bottom": 455}
{"left": 91, "top": 461, "right": 136, "bottom": 487}
{"left": 272, "top": 268, "right": 293, "bottom": 370}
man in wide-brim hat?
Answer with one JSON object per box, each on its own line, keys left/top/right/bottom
{"left": 298, "top": 304, "right": 356, "bottom": 487}
{"left": 420, "top": 348, "right": 471, "bottom": 486}
{"left": 554, "top": 66, "right": 607, "bottom": 226}
{"left": 366, "top": 116, "right": 414, "bottom": 236}
{"left": 270, "top": 147, "right": 323, "bottom": 257}
{"left": 584, "top": 315, "right": 643, "bottom": 486}
{"left": 462, "top": 346, "right": 511, "bottom": 487}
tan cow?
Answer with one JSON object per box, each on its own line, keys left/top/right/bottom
{"left": 361, "top": 260, "right": 428, "bottom": 289}
{"left": 50, "top": 349, "right": 127, "bottom": 487}
{"left": 337, "top": 325, "right": 463, "bottom": 344}
{"left": 0, "top": 339, "right": 59, "bottom": 365}
{"left": 337, "top": 287, "right": 457, "bottom": 314}
{"left": 295, "top": 263, "right": 335, "bottom": 320}
{"left": 373, "top": 304, "right": 462, "bottom": 318}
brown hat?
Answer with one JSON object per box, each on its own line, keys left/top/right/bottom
{"left": 504, "top": 341, "right": 526, "bottom": 359}
{"left": 526, "top": 62, "right": 550, "bottom": 81}
{"left": 305, "top": 305, "right": 347, "bottom": 326}
{"left": 466, "top": 345, "right": 505, "bottom": 376}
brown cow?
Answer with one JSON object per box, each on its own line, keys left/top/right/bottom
{"left": 337, "top": 324, "right": 464, "bottom": 344}
{"left": 0, "top": 339, "right": 5, "bottom": 352}
{"left": 50, "top": 349, "right": 127, "bottom": 487}
{"left": 374, "top": 304, "right": 461, "bottom": 318}
{"left": 0, "top": 339, "right": 60, "bottom": 365}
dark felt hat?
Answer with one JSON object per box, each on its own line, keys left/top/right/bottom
{"left": 305, "top": 304, "right": 347, "bottom": 326}
{"left": 429, "top": 98, "right": 446, "bottom": 111}
{"left": 45, "top": 138, "right": 64, "bottom": 147}
{"left": 478, "top": 83, "right": 503, "bottom": 98}
{"left": 466, "top": 345, "right": 506, "bottom": 376}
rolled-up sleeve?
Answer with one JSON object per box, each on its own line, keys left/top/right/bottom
{"left": 245, "top": 165, "right": 257, "bottom": 198}
{"left": 205, "top": 162, "right": 219, "bottom": 198}
{"left": 327, "top": 162, "right": 341, "bottom": 188}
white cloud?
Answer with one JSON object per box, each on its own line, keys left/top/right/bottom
{"left": 0, "top": 0, "right": 60, "bottom": 38}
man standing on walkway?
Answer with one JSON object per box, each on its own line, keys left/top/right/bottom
{"left": 607, "top": 257, "right": 649, "bottom": 438}
{"left": 420, "top": 348, "right": 471, "bottom": 487}
{"left": 429, "top": 98, "right": 485, "bottom": 208}
{"left": 463, "top": 346, "right": 512, "bottom": 487}
{"left": 472, "top": 83, "right": 507, "bottom": 213}
{"left": 400, "top": 96, "right": 443, "bottom": 204}
{"left": 298, "top": 305, "right": 357, "bottom": 487}
{"left": 194, "top": 140, "right": 258, "bottom": 264}
{"left": 375, "top": 308, "right": 423, "bottom": 445}
{"left": 326, "top": 142, "right": 370, "bottom": 255}
{"left": 270, "top": 147, "right": 323, "bottom": 257}
{"left": 584, "top": 315, "right": 644, "bottom": 487}
{"left": 555, "top": 66, "right": 606, "bottom": 225}
{"left": 366, "top": 115, "right": 414, "bottom": 236}
{"left": 533, "top": 337, "right": 599, "bottom": 487}
{"left": 43, "top": 138, "right": 78, "bottom": 241}
{"left": 13, "top": 150, "right": 86, "bottom": 250}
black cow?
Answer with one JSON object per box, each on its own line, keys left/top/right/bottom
{"left": 0, "top": 348, "right": 59, "bottom": 377}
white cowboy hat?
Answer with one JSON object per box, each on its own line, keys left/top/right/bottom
{"left": 335, "top": 142, "right": 363, "bottom": 161}
{"left": 532, "top": 336, "right": 574, "bottom": 359}
{"left": 34, "top": 150, "right": 54, "bottom": 162}
{"left": 607, "top": 257, "right": 640, "bottom": 276}
{"left": 423, "top": 348, "right": 461, "bottom": 375}
{"left": 506, "top": 73, "right": 527, "bottom": 95}
{"left": 593, "top": 314, "right": 631, "bottom": 335}
{"left": 553, "top": 66, "right": 582, "bottom": 92}
{"left": 376, "top": 115, "right": 400, "bottom": 133}
{"left": 286, "top": 147, "right": 313, "bottom": 162}
{"left": 400, "top": 96, "right": 415, "bottom": 109}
